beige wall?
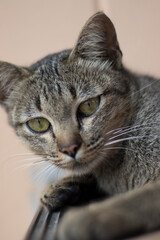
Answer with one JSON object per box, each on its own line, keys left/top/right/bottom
{"left": 0, "top": 1, "right": 160, "bottom": 239}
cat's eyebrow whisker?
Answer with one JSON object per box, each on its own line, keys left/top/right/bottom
{"left": 127, "top": 81, "right": 157, "bottom": 98}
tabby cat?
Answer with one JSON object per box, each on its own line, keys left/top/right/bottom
{"left": 0, "top": 12, "right": 160, "bottom": 240}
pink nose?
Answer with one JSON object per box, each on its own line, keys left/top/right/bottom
{"left": 60, "top": 143, "right": 81, "bottom": 158}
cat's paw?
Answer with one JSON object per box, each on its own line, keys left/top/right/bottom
{"left": 55, "top": 207, "right": 95, "bottom": 240}
{"left": 55, "top": 204, "right": 144, "bottom": 240}
{"left": 40, "top": 179, "right": 80, "bottom": 211}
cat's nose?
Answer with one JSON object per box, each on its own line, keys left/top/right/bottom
{"left": 59, "top": 142, "right": 81, "bottom": 158}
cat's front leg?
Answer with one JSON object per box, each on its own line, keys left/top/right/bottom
{"left": 41, "top": 174, "right": 105, "bottom": 211}
{"left": 55, "top": 180, "right": 160, "bottom": 240}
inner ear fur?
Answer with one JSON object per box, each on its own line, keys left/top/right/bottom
{"left": 68, "top": 12, "right": 122, "bottom": 68}
{"left": 0, "top": 61, "right": 31, "bottom": 105}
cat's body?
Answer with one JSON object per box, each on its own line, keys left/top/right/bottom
{"left": 0, "top": 12, "right": 160, "bottom": 240}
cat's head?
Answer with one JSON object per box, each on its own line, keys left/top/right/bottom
{"left": 0, "top": 12, "right": 134, "bottom": 174}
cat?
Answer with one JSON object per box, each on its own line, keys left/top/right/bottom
{"left": 0, "top": 12, "right": 160, "bottom": 240}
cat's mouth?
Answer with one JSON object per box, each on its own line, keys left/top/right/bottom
{"left": 51, "top": 155, "right": 101, "bottom": 174}
{"left": 48, "top": 143, "right": 105, "bottom": 173}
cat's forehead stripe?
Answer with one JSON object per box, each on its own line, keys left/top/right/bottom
{"left": 56, "top": 83, "right": 62, "bottom": 96}
{"left": 69, "top": 86, "right": 76, "bottom": 99}
{"left": 43, "top": 85, "right": 49, "bottom": 101}
{"left": 35, "top": 95, "right": 42, "bottom": 112}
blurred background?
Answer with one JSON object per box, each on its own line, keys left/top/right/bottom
{"left": 0, "top": 0, "right": 160, "bottom": 239}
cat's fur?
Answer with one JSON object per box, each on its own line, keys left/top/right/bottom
{"left": 0, "top": 12, "right": 160, "bottom": 240}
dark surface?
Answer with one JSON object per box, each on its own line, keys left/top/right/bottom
{"left": 24, "top": 206, "right": 61, "bottom": 240}
{"left": 24, "top": 206, "right": 160, "bottom": 240}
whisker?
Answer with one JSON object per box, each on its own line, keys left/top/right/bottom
{"left": 109, "top": 127, "right": 153, "bottom": 140}
{"left": 127, "top": 81, "right": 156, "bottom": 98}
{"left": 105, "top": 135, "right": 145, "bottom": 147}
{"left": 8, "top": 153, "right": 48, "bottom": 159}
{"left": 34, "top": 163, "right": 61, "bottom": 184}
{"left": 105, "top": 122, "right": 157, "bottom": 137}
{"left": 46, "top": 164, "right": 58, "bottom": 180}
{"left": 12, "top": 159, "right": 46, "bottom": 173}
{"left": 102, "top": 146, "right": 135, "bottom": 152}
{"left": 105, "top": 125, "right": 136, "bottom": 136}
{"left": 111, "top": 125, "right": 140, "bottom": 135}
{"left": 33, "top": 163, "right": 55, "bottom": 182}
{"left": 13, "top": 157, "right": 45, "bottom": 164}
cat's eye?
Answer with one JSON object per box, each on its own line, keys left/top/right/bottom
{"left": 27, "top": 118, "right": 50, "bottom": 133}
{"left": 78, "top": 96, "right": 100, "bottom": 117}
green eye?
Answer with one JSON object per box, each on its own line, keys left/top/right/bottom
{"left": 27, "top": 118, "right": 50, "bottom": 133}
{"left": 78, "top": 96, "right": 100, "bottom": 117}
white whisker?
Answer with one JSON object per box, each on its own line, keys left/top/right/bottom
{"left": 33, "top": 163, "right": 54, "bottom": 182}
{"left": 46, "top": 164, "right": 58, "bottom": 180}
{"left": 105, "top": 126, "right": 135, "bottom": 136}
{"left": 128, "top": 81, "right": 156, "bottom": 98}
{"left": 105, "top": 136, "right": 145, "bottom": 147}
{"left": 105, "top": 122, "right": 157, "bottom": 137}
{"left": 8, "top": 153, "right": 47, "bottom": 159}
{"left": 12, "top": 159, "right": 46, "bottom": 173}
{"left": 103, "top": 146, "right": 135, "bottom": 152}
{"left": 109, "top": 127, "right": 153, "bottom": 140}
{"left": 14, "top": 157, "right": 45, "bottom": 164}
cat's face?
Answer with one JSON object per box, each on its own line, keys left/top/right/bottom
{"left": 0, "top": 13, "right": 133, "bottom": 174}
{"left": 4, "top": 58, "right": 131, "bottom": 174}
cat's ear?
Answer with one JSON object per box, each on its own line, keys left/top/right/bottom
{"left": 68, "top": 12, "right": 122, "bottom": 68}
{"left": 0, "top": 61, "right": 31, "bottom": 106}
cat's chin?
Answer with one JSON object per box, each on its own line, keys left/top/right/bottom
{"left": 55, "top": 158, "right": 100, "bottom": 175}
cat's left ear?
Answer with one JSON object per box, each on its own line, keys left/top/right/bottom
{"left": 68, "top": 12, "right": 122, "bottom": 68}
{"left": 0, "top": 61, "right": 31, "bottom": 107}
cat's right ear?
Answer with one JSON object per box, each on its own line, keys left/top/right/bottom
{"left": 0, "top": 61, "right": 31, "bottom": 107}
{"left": 68, "top": 12, "right": 122, "bottom": 68}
